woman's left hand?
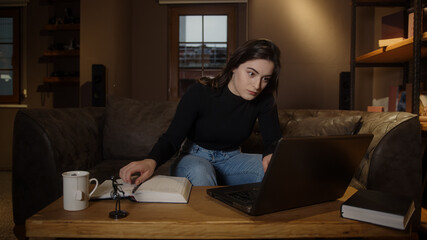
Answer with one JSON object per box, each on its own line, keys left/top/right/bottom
{"left": 262, "top": 154, "right": 272, "bottom": 173}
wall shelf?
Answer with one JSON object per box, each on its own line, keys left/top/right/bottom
{"left": 40, "top": 0, "right": 80, "bottom": 108}
{"left": 356, "top": 32, "right": 427, "bottom": 63}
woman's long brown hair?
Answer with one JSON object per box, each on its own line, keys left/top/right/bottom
{"left": 199, "top": 38, "right": 281, "bottom": 96}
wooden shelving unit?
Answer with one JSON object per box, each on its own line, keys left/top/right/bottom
{"left": 350, "top": 0, "right": 425, "bottom": 113}
{"left": 40, "top": 0, "right": 80, "bottom": 108}
{"left": 356, "top": 32, "right": 427, "bottom": 63}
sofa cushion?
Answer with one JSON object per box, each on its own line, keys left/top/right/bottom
{"left": 103, "top": 96, "right": 178, "bottom": 161}
{"left": 284, "top": 115, "right": 362, "bottom": 137}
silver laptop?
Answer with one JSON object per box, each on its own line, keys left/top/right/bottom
{"left": 207, "top": 134, "right": 373, "bottom": 216}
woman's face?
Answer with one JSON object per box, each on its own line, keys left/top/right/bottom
{"left": 228, "top": 59, "right": 274, "bottom": 101}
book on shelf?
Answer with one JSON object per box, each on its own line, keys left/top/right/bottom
{"left": 381, "top": 10, "right": 405, "bottom": 40}
{"left": 367, "top": 106, "right": 384, "bottom": 112}
{"left": 379, "top": 10, "right": 407, "bottom": 48}
{"left": 340, "top": 189, "right": 415, "bottom": 230}
{"left": 407, "top": 7, "right": 427, "bottom": 38}
{"left": 419, "top": 94, "right": 427, "bottom": 116}
{"left": 378, "top": 37, "right": 405, "bottom": 47}
{"left": 91, "top": 175, "right": 192, "bottom": 203}
{"left": 372, "top": 97, "right": 389, "bottom": 112}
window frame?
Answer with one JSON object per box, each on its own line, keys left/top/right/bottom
{"left": 168, "top": 4, "right": 237, "bottom": 101}
{"left": 0, "top": 7, "right": 20, "bottom": 104}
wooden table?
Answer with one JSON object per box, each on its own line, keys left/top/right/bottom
{"left": 26, "top": 186, "right": 414, "bottom": 239}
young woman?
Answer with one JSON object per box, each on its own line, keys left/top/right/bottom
{"left": 120, "top": 39, "right": 283, "bottom": 186}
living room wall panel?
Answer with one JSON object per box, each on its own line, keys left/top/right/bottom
{"left": 248, "top": 0, "right": 352, "bottom": 110}
{"left": 80, "top": 0, "right": 132, "bottom": 104}
{"left": 26, "top": 0, "right": 53, "bottom": 108}
{"left": 131, "top": 0, "right": 168, "bottom": 101}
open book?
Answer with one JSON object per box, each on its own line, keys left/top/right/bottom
{"left": 91, "top": 175, "right": 192, "bottom": 203}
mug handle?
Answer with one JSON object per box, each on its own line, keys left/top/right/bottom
{"left": 88, "top": 178, "right": 99, "bottom": 198}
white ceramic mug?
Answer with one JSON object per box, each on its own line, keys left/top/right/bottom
{"left": 62, "top": 170, "right": 98, "bottom": 211}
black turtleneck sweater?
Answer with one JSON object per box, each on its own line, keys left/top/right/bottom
{"left": 148, "top": 83, "right": 282, "bottom": 167}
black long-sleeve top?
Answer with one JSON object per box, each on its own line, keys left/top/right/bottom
{"left": 148, "top": 82, "right": 282, "bottom": 167}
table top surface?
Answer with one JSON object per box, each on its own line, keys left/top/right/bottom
{"left": 26, "top": 186, "right": 412, "bottom": 239}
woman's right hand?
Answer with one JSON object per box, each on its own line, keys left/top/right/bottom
{"left": 119, "top": 159, "right": 157, "bottom": 185}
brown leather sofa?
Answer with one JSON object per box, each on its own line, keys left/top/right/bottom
{"left": 12, "top": 96, "right": 423, "bottom": 230}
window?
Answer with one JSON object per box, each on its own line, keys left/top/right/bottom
{"left": 168, "top": 5, "right": 236, "bottom": 100}
{"left": 0, "top": 8, "right": 20, "bottom": 104}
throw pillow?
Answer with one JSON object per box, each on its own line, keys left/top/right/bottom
{"left": 103, "top": 96, "right": 178, "bottom": 160}
{"left": 285, "top": 115, "right": 362, "bottom": 137}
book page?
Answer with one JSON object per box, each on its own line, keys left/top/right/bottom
{"left": 132, "top": 175, "right": 192, "bottom": 203}
{"left": 139, "top": 175, "right": 187, "bottom": 193}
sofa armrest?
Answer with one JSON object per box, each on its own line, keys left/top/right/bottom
{"left": 12, "top": 107, "right": 105, "bottom": 225}
{"left": 366, "top": 116, "right": 421, "bottom": 196}
{"left": 356, "top": 112, "right": 422, "bottom": 228}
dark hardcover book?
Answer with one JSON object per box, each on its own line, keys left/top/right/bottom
{"left": 340, "top": 189, "right": 415, "bottom": 230}
{"left": 381, "top": 10, "right": 406, "bottom": 39}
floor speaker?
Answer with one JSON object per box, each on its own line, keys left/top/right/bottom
{"left": 339, "top": 72, "right": 351, "bottom": 110}
{"left": 92, "top": 64, "right": 106, "bottom": 107}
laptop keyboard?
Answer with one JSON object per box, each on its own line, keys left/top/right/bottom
{"left": 229, "top": 189, "right": 259, "bottom": 204}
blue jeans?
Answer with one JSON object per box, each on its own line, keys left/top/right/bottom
{"left": 170, "top": 141, "right": 264, "bottom": 186}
